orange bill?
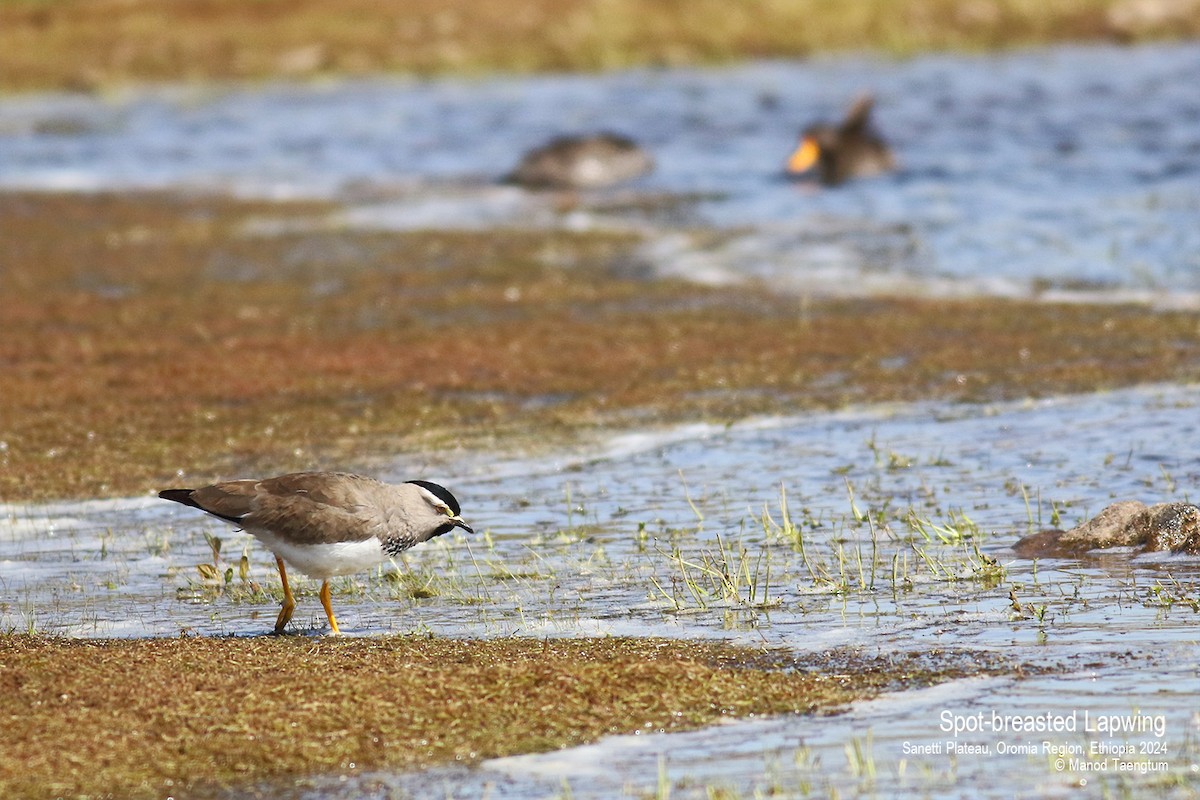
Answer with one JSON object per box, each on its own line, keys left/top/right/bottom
{"left": 786, "top": 136, "right": 820, "bottom": 174}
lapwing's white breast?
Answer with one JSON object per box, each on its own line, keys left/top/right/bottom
{"left": 248, "top": 527, "right": 387, "bottom": 579}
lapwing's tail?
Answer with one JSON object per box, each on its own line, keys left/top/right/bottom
{"left": 158, "top": 486, "right": 248, "bottom": 526}
{"left": 158, "top": 488, "right": 200, "bottom": 508}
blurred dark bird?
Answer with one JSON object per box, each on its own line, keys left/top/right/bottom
{"left": 785, "top": 95, "right": 894, "bottom": 186}
{"left": 506, "top": 132, "right": 654, "bottom": 189}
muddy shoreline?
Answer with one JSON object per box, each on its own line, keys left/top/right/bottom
{"left": 3, "top": 191, "right": 1198, "bottom": 502}
{"left": 0, "top": 634, "right": 1019, "bottom": 799}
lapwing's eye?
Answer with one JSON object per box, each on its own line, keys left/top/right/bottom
{"left": 436, "top": 504, "right": 451, "bottom": 516}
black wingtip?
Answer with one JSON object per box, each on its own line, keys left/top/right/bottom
{"left": 406, "top": 480, "right": 462, "bottom": 516}
{"left": 158, "top": 488, "right": 197, "bottom": 505}
{"left": 159, "top": 487, "right": 247, "bottom": 527}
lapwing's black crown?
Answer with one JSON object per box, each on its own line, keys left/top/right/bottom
{"left": 407, "top": 480, "right": 461, "bottom": 516}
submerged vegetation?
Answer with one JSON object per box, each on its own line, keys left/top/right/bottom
{"left": 1, "top": 0, "right": 1198, "bottom": 93}
{"left": 2, "top": 191, "right": 1199, "bottom": 502}
{"left": 638, "top": 483, "right": 1006, "bottom": 616}
{"left": 0, "top": 634, "right": 1010, "bottom": 798}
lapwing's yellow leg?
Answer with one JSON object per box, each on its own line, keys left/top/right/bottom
{"left": 319, "top": 580, "right": 341, "bottom": 636}
{"left": 274, "top": 555, "right": 296, "bottom": 634}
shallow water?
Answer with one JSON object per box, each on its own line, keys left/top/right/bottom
{"left": 3, "top": 41, "right": 1200, "bottom": 798}
{"left": 3, "top": 385, "right": 1199, "bottom": 797}
{"left": 2, "top": 44, "right": 1200, "bottom": 302}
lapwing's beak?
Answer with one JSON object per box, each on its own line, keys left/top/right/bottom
{"left": 786, "top": 136, "right": 820, "bottom": 174}
{"left": 451, "top": 516, "right": 474, "bottom": 534}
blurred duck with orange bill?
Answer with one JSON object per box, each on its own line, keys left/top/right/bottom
{"left": 786, "top": 94, "right": 894, "bottom": 186}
